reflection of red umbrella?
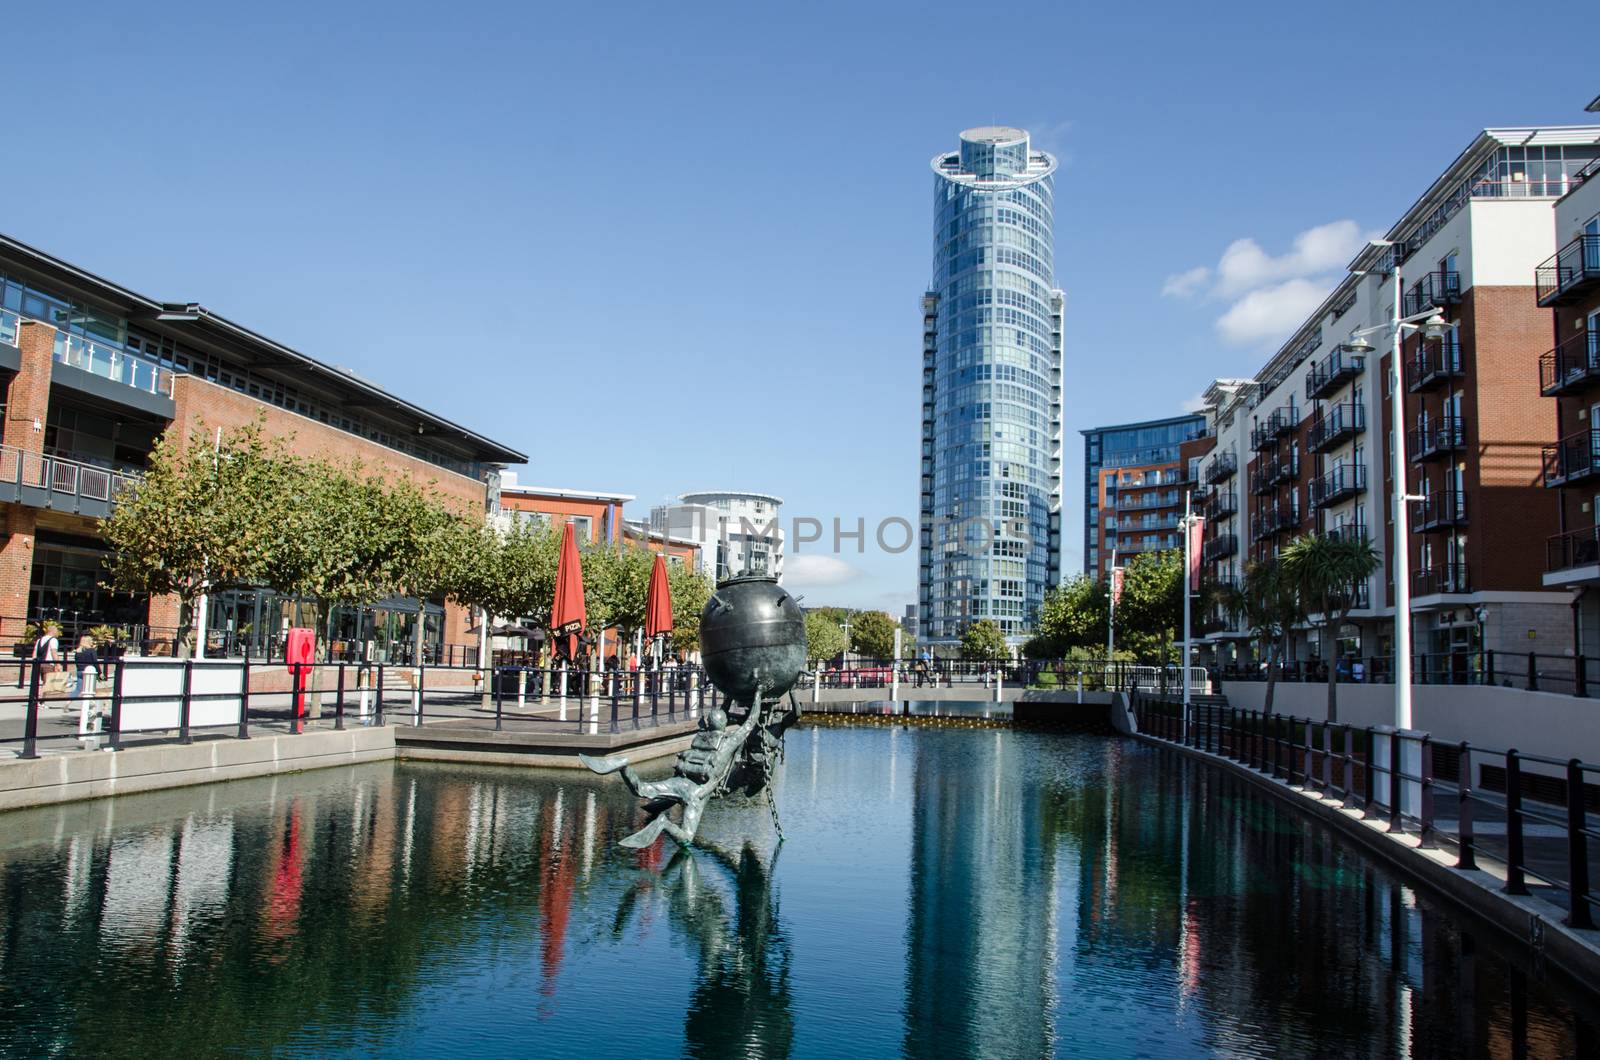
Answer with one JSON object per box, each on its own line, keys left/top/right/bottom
{"left": 551, "top": 522, "right": 586, "bottom": 659}
{"left": 645, "top": 553, "right": 673, "bottom": 641}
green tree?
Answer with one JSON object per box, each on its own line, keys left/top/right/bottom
{"left": 804, "top": 609, "right": 847, "bottom": 663}
{"left": 667, "top": 562, "right": 714, "bottom": 654}
{"left": 1215, "top": 559, "right": 1302, "bottom": 714}
{"left": 961, "top": 618, "right": 1009, "bottom": 662}
{"left": 1115, "top": 551, "right": 1184, "bottom": 659}
{"left": 1035, "top": 575, "right": 1109, "bottom": 655}
{"left": 1280, "top": 532, "right": 1380, "bottom": 723}
{"left": 101, "top": 420, "right": 297, "bottom": 655}
{"left": 848, "top": 610, "right": 898, "bottom": 660}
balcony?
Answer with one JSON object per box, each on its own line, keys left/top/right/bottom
{"left": 1402, "top": 270, "right": 1462, "bottom": 316}
{"left": 0, "top": 444, "right": 140, "bottom": 520}
{"left": 53, "top": 332, "right": 174, "bottom": 398}
{"left": 1115, "top": 492, "right": 1180, "bottom": 512}
{"left": 1543, "top": 429, "right": 1600, "bottom": 488}
{"left": 1409, "top": 417, "right": 1467, "bottom": 462}
{"left": 1305, "top": 348, "right": 1366, "bottom": 401}
{"left": 1201, "top": 534, "right": 1238, "bottom": 563}
{"left": 1205, "top": 490, "right": 1238, "bottom": 518}
{"left": 1408, "top": 341, "right": 1465, "bottom": 392}
{"left": 1308, "top": 403, "right": 1365, "bottom": 453}
{"left": 1203, "top": 452, "right": 1237, "bottom": 485}
{"left": 1325, "top": 522, "right": 1369, "bottom": 545}
{"left": 1547, "top": 525, "right": 1600, "bottom": 576}
{"left": 1268, "top": 450, "right": 1299, "bottom": 486}
{"left": 1535, "top": 234, "right": 1600, "bottom": 307}
{"left": 1310, "top": 464, "right": 1366, "bottom": 508}
{"left": 1539, "top": 329, "right": 1600, "bottom": 397}
{"left": 1250, "top": 404, "right": 1298, "bottom": 451}
{"left": 1414, "top": 563, "right": 1470, "bottom": 596}
{"left": 1251, "top": 504, "right": 1300, "bottom": 541}
{"left": 1414, "top": 490, "right": 1467, "bottom": 531}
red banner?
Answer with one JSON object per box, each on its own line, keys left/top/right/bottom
{"left": 1110, "top": 566, "right": 1126, "bottom": 607}
{"left": 1188, "top": 516, "right": 1206, "bottom": 592}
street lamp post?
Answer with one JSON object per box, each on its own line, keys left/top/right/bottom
{"left": 1342, "top": 241, "right": 1452, "bottom": 731}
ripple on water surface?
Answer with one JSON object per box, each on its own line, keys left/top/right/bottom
{"left": 0, "top": 727, "right": 1593, "bottom": 1058}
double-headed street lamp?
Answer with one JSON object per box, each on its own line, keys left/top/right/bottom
{"left": 1340, "top": 238, "right": 1453, "bottom": 732}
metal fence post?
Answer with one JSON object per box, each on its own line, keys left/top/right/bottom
{"left": 1362, "top": 727, "right": 1375, "bottom": 813}
{"left": 1418, "top": 737, "right": 1436, "bottom": 849}
{"left": 1504, "top": 750, "right": 1529, "bottom": 896}
{"left": 1565, "top": 758, "right": 1594, "bottom": 930}
{"left": 237, "top": 653, "right": 250, "bottom": 740}
{"left": 375, "top": 663, "right": 385, "bottom": 725}
{"left": 18, "top": 661, "right": 40, "bottom": 760}
{"left": 178, "top": 658, "right": 194, "bottom": 745}
{"left": 334, "top": 663, "right": 346, "bottom": 731}
{"left": 494, "top": 667, "right": 505, "bottom": 731}
{"left": 1527, "top": 652, "right": 1538, "bottom": 692}
{"left": 1456, "top": 742, "right": 1476, "bottom": 870}
{"left": 1486, "top": 649, "right": 1495, "bottom": 686}
{"left": 609, "top": 677, "right": 619, "bottom": 734}
{"left": 414, "top": 664, "right": 425, "bottom": 727}
{"left": 1578, "top": 656, "right": 1589, "bottom": 699}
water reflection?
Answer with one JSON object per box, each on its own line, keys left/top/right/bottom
{"left": 0, "top": 733, "right": 1594, "bottom": 1058}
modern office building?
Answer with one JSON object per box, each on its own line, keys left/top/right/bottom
{"left": 919, "top": 126, "right": 1065, "bottom": 644}
{"left": 1080, "top": 414, "right": 1207, "bottom": 580}
{"left": 649, "top": 490, "right": 783, "bottom": 582}
{"left": 0, "top": 232, "right": 525, "bottom": 660}
{"left": 496, "top": 473, "right": 632, "bottom": 544}
{"left": 1190, "top": 126, "right": 1600, "bottom": 675}
{"left": 1536, "top": 153, "right": 1600, "bottom": 654}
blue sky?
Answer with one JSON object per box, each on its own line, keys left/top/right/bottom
{"left": 6, "top": 1, "right": 1596, "bottom": 613}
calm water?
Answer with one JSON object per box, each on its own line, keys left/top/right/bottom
{"left": 0, "top": 726, "right": 1595, "bottom": 1059}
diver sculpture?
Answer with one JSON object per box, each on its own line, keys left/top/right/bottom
{"left": 580, "top": 571, "right": 807, "bottom": 848}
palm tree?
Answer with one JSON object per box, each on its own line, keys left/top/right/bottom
{"left": 1214, "top": 559, "right": 1301, "bottom": 714}
{"left": 1280, "top": 533, "right": 1381, "bottom": 724}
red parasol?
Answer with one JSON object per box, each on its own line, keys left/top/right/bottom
{"left": 551, "top": 521, "right": 587, "bottom": 659}
{"left": 645, "top": 553, "right": 674, "bottom": 644}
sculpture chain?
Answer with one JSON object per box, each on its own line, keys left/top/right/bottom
{"left": 765, "top": 782, "right": 784, "bottom": 843}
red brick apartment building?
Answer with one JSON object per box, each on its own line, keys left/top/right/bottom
{"left": 0, "top": 233, "right": 524, "bottom": 661}
{"left": 1193, "top": 127, "right": 1600, "bottom": 672}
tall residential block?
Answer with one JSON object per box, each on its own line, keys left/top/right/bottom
{"left": 919, "top": 127, "right": 1065, "bottom": 644}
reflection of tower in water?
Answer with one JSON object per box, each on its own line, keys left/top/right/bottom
{"left": 904, "top": 732, "right": 1056, "bottom": 1059}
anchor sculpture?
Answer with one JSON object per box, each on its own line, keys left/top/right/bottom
{"left": 580, "top": 571, "right": 806, "bottom": 848}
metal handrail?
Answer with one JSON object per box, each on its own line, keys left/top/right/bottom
{"left": 0, "top": 444, "right": 140, "bottom": 504}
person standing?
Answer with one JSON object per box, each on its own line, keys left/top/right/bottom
{"left": 73, "top": 634, "right": 101, "bottom": 748}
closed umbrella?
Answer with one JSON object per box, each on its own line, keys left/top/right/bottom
{"left": 644, "top": 553, "right": 674, "bottom": 665}
{"left": 551, "top": 522, "right": 587, "bottom": 661}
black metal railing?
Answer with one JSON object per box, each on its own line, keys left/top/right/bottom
{"left": 1202, "top": 533, "right": 1238, "bottom": 562}
{"left": 1402, "top": 269, "right": 1462, "bottom": 316}
{"left": 1131, "top": 694, "right": 1599, "bottom": 931}
{"left": 0, "top": 657, "right": 721, "bottom": 758}
{"left": 1414, "top": 490, "right": 1467, "bottom": 530}
{"left": 1205, "top": 490, "right": 1238, "bottom": 518}
{"left": 1325, "top": 522, "right": 1369, "bottom": 545}
{"left": 1310, "top": 464, "right": 1366, "bottom": 507}
{"left": 1409, "top": 417, "right": 1467, "bottom": 462}
{"left": 1547, "top": 525, "right": 1600, "bottom": 573}
{"left": 1409, "top": 341, "right": 1465, "bottom": 391}
{"left": 1413, "top": 562, "right": 1470, "bottom": 594}
{"left": 1212, "top": 650, "right": 1600, "bottom": 698}
{"left": 1250, "top": 405, "right": 1298, "bottom": 451}
{"left": 1536, "top": 234, "right": 1600, "bottom": 306}
{"left": 1539, "top": 329, "right": 1600, "bottom": 397}
{"left": 1543, "top": 428, "right": 1600, "bottom": 488}
{"left": 1204, "top": 452, "right": 1237, "bottom": 484}
{"left": 1308, "top": 403, "right": 1365, "bottom": 452}
{"left": 1305, "top": 348, "right": 1366, "bottom": 401}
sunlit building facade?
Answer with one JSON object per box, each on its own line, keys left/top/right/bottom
{"left": 919, "top": 127, "right": 1065, "bottom": 645}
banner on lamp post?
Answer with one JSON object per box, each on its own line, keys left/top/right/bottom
{"left": 1188, "top": 516, "right": 1206, "bottom": 592}
{"left": 1110, "top": 565, "right": 1126, "bottom": 607}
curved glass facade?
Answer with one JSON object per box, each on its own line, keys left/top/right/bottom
{"left": 920, "top": 128, "right": 1064, "bottom": 642}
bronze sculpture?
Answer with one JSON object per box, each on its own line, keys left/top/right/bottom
{"left": 580, "top": 572, "right": 806, "bottom": 847}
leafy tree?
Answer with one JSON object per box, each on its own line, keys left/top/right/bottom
{"left": 101, "top": 421, "right": 297, "bottom": 655}
{"left": 667, "top": 562, "right": 714, "bottom": 654}
{"left": 1035, "top": 576, "right": 1109, "bottom": 655}
{"left": 1115, "top": 551, "right": 1184, "bottom": 659}
{"left": 584, "top": 544, "right": 654, "bottom": 640}
{"left": 961, "top": 618, "right": 1009, "bottom": 662}
{"left": 1280, "top": 532, "right": 1380, "bottom": 723}
{"left": 849, "top": 609, "right": 899, "bottom": 660}
{"left": 1215, "top": 559, "right": 1302, "bottom": 714}
{"left": 804, "top": 609, "right": 847, "bottom": 663}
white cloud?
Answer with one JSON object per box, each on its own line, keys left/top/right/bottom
{"left": 785, "top": 554, "right": 862, "bottom": 588}
{"left": 1161, "top": 266, "right": 1210, "bottom": 298}
{"left": 1181, "top": 390, "right": 1209, "bottom": 413}
{"left": 1215, "top": 278, "right": 1332, "bottom": 347}
{"left": 1213, "top": 220, "right": 1370, "bottom": 297}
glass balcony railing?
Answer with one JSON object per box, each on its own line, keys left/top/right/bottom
{"left": 52, "top": 333, "right": 173, "bottom": 397}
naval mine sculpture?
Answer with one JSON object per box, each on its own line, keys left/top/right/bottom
{"left": 581, "top": 572, "right": 807, "bottom": 847}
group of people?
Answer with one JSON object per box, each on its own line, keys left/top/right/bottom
{"left": 28, "top": 621, "right": 108, "bottom": 748}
